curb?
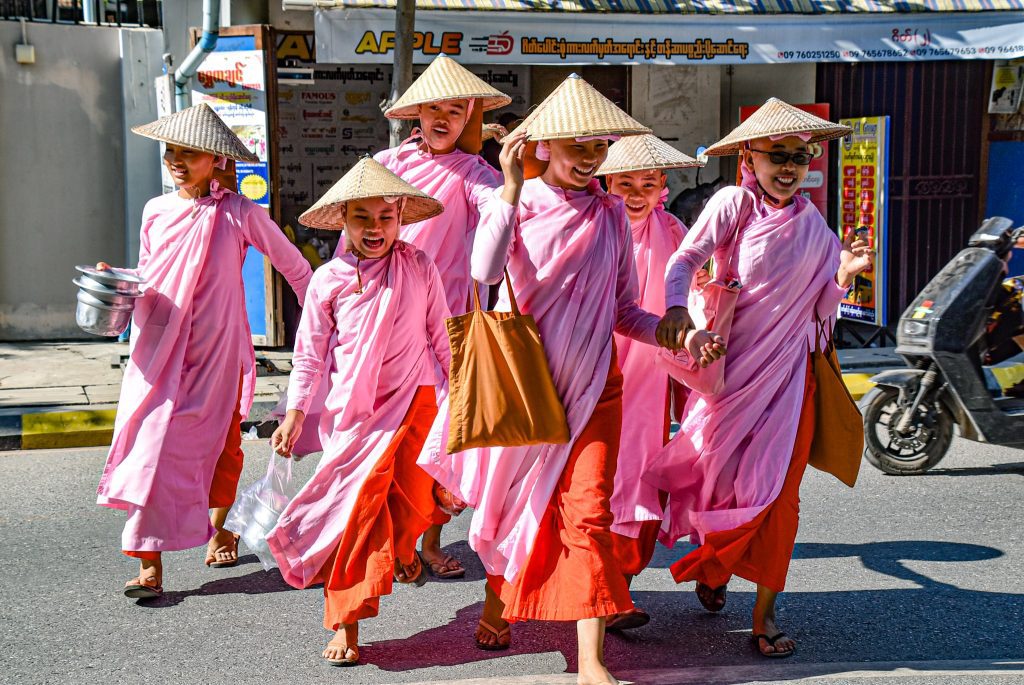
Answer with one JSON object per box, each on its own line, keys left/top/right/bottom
{"left": 2, "top": 366, "right": 1021, "bottom": 452}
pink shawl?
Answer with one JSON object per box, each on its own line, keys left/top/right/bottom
{"left": 97, "top": 187, "right": 312, "bottom": 552}
{"left": 645, "top": 187, "right": 848, "bottom": 547}
{"left": 419, "top": 178, "right": 660, "bottom": 582}
{"left": 611, "top": 206, "right": 686, "bottom": 537}
{"left": 267, "top": 242, "right": 451, "bottom": 589}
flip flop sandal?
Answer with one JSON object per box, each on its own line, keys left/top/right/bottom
{"left": 123, "top": 576, "right": 163, "bottom": 600}
{"left": 605, "top": 608, "right": 650, "bottom": 632}
{"left": 752, "top": 632, "right": 795, "bottom": 659}
{"left": 695, "top": 582, "right": 727, "bottom": 612}
{"left": 475, "top": 619, "right": 511, "bottom": 651}
{"left": 394, "top": 554, "right": 428, "bottom": 587}
{"left": 322, "top": 644, "right": 359, "bottom": 667}
{"left": 206, "top": 534, "right": 240, "bottom": 569}
{"left": 421, "top": 552, "right": 466, "bottom": 580}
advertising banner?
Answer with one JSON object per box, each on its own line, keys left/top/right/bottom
{"left": 837, "top": 116, "right": 890, "bottom": 327}
{"left": 737, "top": 103, "right": 830, "bottom": 218}
{"left": 317, "top": 8, "right": 1024, "bottom": 66}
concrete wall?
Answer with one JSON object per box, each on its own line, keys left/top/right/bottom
{"left": 0, "top": 22, "right": 161, "bottom": 340}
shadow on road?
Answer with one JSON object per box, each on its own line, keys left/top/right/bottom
{"left": 352, "top": 540, "right": 1022, "bottom": 680}
{"left": 921, "top": 460, "right": 1024, "bottom": 477}
{"left": 136, "top": 566, "right": 303, "bottom": 608}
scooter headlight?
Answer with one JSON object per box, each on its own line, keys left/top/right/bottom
{"left": 902, "top": 320, "right": 930, "bottom": 337}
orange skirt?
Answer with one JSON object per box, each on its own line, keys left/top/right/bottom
{"left": 488, "top": 358, "right": 634, "bottom": 622}
{"left": 124, "top": 373, "right": 245, "bottom": 560}
{"left": 670, "top": 361, "right": 816, "bottom": 593}
{"left": 319, "top": 386, "right": 438, "bottom": 630}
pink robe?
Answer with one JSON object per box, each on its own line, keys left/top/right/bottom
{"left": 611, "top": 206, "right": 685, "bottom": 538}
{"left": 419, "top": 178, "right": 661, "bottom": 583}
{"left": 267, "top": 241, "right": 451, "bottom": 589}
{"left": 374, "top": 141, "right": 511, "bottom": 316}
{"left": 97, "top": 187, "right": 312, "bottom": 552}
{"left": 644, "top": 187, "right": 848, "bottom": 547}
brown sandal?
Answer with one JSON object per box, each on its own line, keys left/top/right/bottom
{"left": 696, "top": 582, "right": 727, "bottom": 612}
{"left": 421, "top": 552, "right": 465, "bottom": 579}
{"left": 123, "top": 575, "right": 163, "bottom": 599}
{"left": 205, "top": 533, "right": 240, "bottom": 568}
{"left": 322, "top": 640, "right": 359, "bottom": 666}
{"left": 394, "top": 553, "right": 427, "bottom": 586}
{"left": 475, "top": 619, "right": 511, "bottom": 651}
{"left": 605, "top": 607, "right": 650, "bottom": 632}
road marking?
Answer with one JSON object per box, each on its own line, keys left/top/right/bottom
{"left": 397, "top": 659, "right": 1024, "bottom": 685}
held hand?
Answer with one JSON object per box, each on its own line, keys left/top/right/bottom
{"left": 694, "top": 268, "right": 712, "bottom": 290}
{"left": 482, "top": 123, "right": 509, "bottom": 142}
{"left": 685, "top": 329, "right": 727, "bottom": 367}
{"left": 499, "top": 131, "right": 528, "bottom": 204}
{"left": 656, "top": 306, "right": 694, "bottom": 351}
{"left": 95, "top": 261, "right": 113, "bottom": 271}
{"left": 837, "top": 228, "right": 874, "bottom": 288}
{"left": 270, "top": 410, "right": 304, "bottom": 458}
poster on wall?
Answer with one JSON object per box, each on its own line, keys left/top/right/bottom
{"left": 192, "top": 50, "right": 273, "bottom": 209}
{"left": 989, "top": 60, "right": 1024, "bottom": 114}
{"left": 737, "top": 103, "right": 829, "bottom": 219}
{"left": 837, "top": 116, "right": 890, "bottom": 327}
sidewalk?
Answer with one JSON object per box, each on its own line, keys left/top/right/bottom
{"left": 1, "top": 340, "right": 1021, "bottom": 451}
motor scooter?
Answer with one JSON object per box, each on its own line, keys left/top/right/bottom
{"left": 861, "top": 217, "right": 1024, "bottom": 475}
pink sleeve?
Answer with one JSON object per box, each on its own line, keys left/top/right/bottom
{"left": 287, "top": 273, "right": 334, "bottom": 414}
{"left": 242, "top": 202, "right": 313, "bottom": 305}
{"left": 815, "top": 234, "right": 849, "bottom": 322}
{"left": 470, "top": 196, "right": 518, "bottom": 285}
{"left": 422, "top": 256, "right": 453, "bottom": 379}
{"left": 614, "top": 211, "right": 661, "bottom": 346}
{"left": 665, "top": 187, "right": 748, "bottom": 309}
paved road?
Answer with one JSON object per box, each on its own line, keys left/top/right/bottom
{"left": 1, "top": 439, "right": 1022, "bottom": 685}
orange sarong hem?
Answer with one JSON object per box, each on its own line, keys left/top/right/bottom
{"left": 319, "top": 386, "right": 438, "bottom": 630}
{"left": 670, "top": 361, "right": 817, "bottom": 594}
{"left": 488, "top": 359, "right": 634, "bottom": 623}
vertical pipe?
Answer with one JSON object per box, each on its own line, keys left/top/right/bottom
{"left": 173, "top": 0, "right": 221, "bottom": 111}
{"left": 390, "top": 0, "right": 415, "bottom": 147}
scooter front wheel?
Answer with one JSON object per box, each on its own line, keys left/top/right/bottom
{"left": 861, "top": 386, "right": 954, "bottom": 475}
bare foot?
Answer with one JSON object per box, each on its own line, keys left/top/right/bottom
{"left": 205, "top": 528, "right": 239, "bottom": 567}
{"left": 323, "top": 623, "right": 359, "bottom": 666}
{"left": 577, "top": 659, "right": 619, "bottom": 685}
{"left": 420, "top": 525, "right": 464, "bottom": 578}
{"left": 393, "top": 553, "right": 424, "bottom": 584}
{"left": 475, "top": 583, "right": 511, "bottom": 650}
{"left": 752, "top": 614, "right": 796, "bottom": 657}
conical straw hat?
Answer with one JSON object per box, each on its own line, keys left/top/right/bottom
{"left": 385, "top": 55, "right": 512, "bottom": 120}
{"left": 131, "top": 103, "right": 259, "bottom": 162}
{"left": 597, "top": 134, "right": 703, "bottom": 176}
{"left": 299, "top": 157, "right": 444, "bottom": 230}
{"left": 510, "top": 73, "right": 651, "bottom": 142}
{"left": 704, "top": 97, "right": 852, "bottom": 156}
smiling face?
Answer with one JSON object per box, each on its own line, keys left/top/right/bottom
{"left": 418, "top": 99, "right": 470, "bottom": 154}
{"left": 343, "top": 197, "right": 401, "bottom": 259}
{"left": 742, "top": 135, "right": 811, "bottom": 205}
{"left": 542, "top": 138, "right": 609, "bottom": 191}
{"left": 163, "top": 144, "right": 217, "bottom": 193}
{"left": 607, "top": 169, "right": 666, "bottom": 223}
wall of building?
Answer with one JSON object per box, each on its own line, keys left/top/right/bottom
{"left": 0, "top": 22, "right": 161, "bottom": 340}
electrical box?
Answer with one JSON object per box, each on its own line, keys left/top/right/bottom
{"left": 15, "top": 44, "right": 35, "bottom": 65}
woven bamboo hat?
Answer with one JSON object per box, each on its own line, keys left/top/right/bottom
{"left": 299, "top": 157, "right": 443, "bottom": 230}
{"left": 510, "top": 73, "right": 651, "bottom": 142}
{"left": 704, "top": 97, "right": 851, "bottom": 157}
{"left": 597, "top": 134, "right": 703, "bottom": 176}
{"left": 385, "top": 55, "right": 512, "bottom": 120}
{"left": 131, "top": 103, "right": 259, "bottom": 162}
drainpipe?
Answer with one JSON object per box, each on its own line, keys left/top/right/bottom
{"left": 173, "top": 0, "right": 221, "bottom": 111}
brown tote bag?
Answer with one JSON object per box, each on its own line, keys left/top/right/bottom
{"left": 445, "top": 271, "right": 570, "bottom": 454}
{"left": 807, "top": 317, "right": 864, "bottom": 487}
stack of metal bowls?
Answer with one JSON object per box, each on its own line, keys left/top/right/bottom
{"left": 73, "top": 265, "right": 146, "bottom": 336}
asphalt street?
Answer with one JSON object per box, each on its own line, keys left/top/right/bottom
{"left": 1, "top": 438, "right": 1022, "bottom": 685}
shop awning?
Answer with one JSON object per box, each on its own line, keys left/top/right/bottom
{"left": 286, "top": 0, "right": 1024, "bottom": 13}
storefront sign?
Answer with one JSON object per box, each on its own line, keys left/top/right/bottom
{"left": 837, "top": 116, "right": 890, "bottom": 327}
{"left": 192, "top": 50, "right": 272, "bottom": 209}
{"left": 317, "top": 9, "right": 1024, "bottom": 65}
{"left": 737, "top": 103, "right": 830, "bottom": 219}
{"left": 989, "top": 60, "right": 1024, "bottom": 114}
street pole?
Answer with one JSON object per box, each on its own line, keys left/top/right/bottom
{"left": 389, "top": 0, "right": 415, "bottom": 146}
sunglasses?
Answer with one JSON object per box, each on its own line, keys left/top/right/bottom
{"left": 748, "top": 149, "right": 814, "bottom": 166}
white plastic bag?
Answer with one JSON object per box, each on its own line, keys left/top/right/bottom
{"left": 224, "top": 452, "right": 296, "bottom": 571}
